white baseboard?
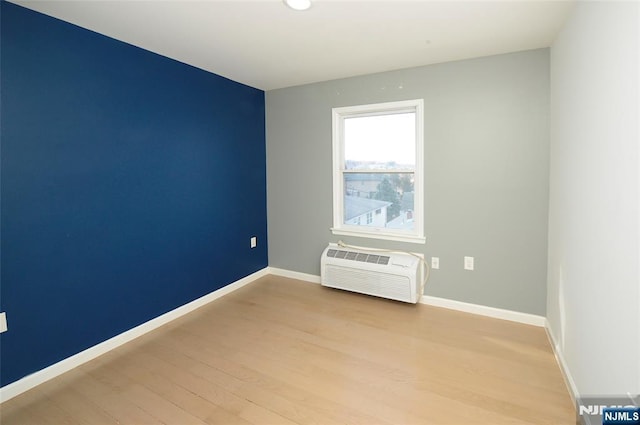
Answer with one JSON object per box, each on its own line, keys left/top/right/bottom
{"left": 545, "top": 319, "right": 579, "bottom": 405}
{"left": 0, "top": 268, "right": 269, "bottom": 404}
{"left": 268, "top": 267, "right": 322, "bottom": 284}
{"left": 268, "top": 268, "right": 546, "bottom": 327}
{"left": 420, "top": 295, "right": 546, "bottom": 327}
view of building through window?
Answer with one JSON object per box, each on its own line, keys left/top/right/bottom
{"left": 343, "top": 112, "right": 416, "bottom": 231}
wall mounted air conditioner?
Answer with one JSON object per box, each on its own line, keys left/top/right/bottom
{"left": 320, "top": 243, "right": 423, "bottom": 304}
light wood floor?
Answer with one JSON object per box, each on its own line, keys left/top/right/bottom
{"left": 1, "top": 275, "right": 575, "bottom": 424}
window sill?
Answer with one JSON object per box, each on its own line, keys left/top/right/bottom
{"left": 330, "top": 228, "right": 426, "bottom": 244}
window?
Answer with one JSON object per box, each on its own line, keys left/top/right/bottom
{"left": 332, "top": 99, "right": 425, "bottom": 243}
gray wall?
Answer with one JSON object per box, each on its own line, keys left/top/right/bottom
{"left": 266, "top": 49, "right": 550, "bottom": 315}
{"left": 548, "top": 1, "right": 639, "bottom": 398}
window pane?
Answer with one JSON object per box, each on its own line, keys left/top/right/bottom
{"left": 344, "top": 173, "right": 415, "bottom": 231}
{"left": 344, "top": 112, "right": 415, "bottom": 170}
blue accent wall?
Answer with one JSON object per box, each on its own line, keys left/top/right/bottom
{"left": 0, "top": 2, "right": 268, "bottom": 387}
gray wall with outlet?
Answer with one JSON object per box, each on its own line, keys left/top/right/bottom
{"left": 266, "top": 48, "right": 550, "bottom": 315}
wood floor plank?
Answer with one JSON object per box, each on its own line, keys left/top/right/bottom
{"left": 43, "top": 388, "right": 119, "bottom": 425}
{"left": 148, "top": 330, "right": 389, "bottom": 425}
{"left": 127, "top": 347, "right": 297, "bottom": 425}
{"left": 160, "top": 294, "right": 540, "bottom": 424}
{"left": 81, "top": 362, "right": 207, "bottom": 425}
{"left": 90, "top": 351, "right": 254, "bottom": 425}
{"left": 180, "top": 284, "right": 570, "bottom": 421}
{"left": 65, "top": 372, "right": 164, "bottom": 425}
{"left": 0, "top": 275, "right": 575, "bottom": 424}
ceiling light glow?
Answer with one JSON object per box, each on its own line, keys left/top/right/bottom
{"left": 284, "top": 0, "right": 312, "bottom": 11}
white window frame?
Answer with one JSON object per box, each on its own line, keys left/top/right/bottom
{"left": 331, "top": 99, "right": 425, "bottom": 244}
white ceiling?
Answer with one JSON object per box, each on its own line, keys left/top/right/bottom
{"left": 11, "top": 0, "right": 575, "bottom": 90}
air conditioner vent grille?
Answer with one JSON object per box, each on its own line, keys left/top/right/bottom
{"left": 324, "top": 265, "right": 410, "bottom": 301}
{"left": 326, "top": 249, "right": 390, "bottom": 265}
{"left": 321, "top": 244, "right": 421, "bottom": 304}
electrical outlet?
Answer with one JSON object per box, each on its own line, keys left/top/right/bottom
{"left": 250, "top": 236, "right": 257, "bottom": 248}
{"left": 431, "top": 257, "right": 439, "bottom": 269}
{"left": 0, "top": 312, "right": 7, "bottom": 333}
{"left": 464, "top": 256, "right": 474, "bottom": 271}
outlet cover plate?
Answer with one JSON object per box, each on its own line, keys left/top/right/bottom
{"left": 464, "top": 256, "right": 474, "bottom": 271}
